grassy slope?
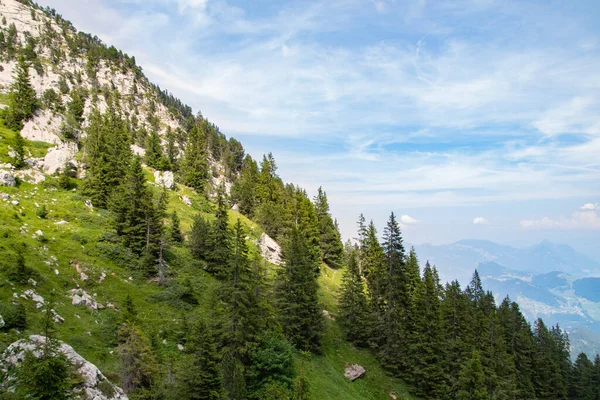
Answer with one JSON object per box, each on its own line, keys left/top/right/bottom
{"left": 0, "top": 121, "right": 416, "bottom": 399}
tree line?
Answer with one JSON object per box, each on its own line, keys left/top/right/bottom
{"left": 338, "top": 212, "right": 600, "bottom": 400}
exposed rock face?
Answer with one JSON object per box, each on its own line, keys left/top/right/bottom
{"left": 0, "top": 170, "right": 16, "bottom": 186}
{"left": 182, "top": 195, "right": 192, "bottom": 206}
{"left": 41, "top": 143, "right": 78, "bottom": 175}
{"left": 20, "top": 110, "right": 63, "bottom": 145}
{"left": 259, "top": 232, "right": 282, "bottom": 265}
{"left": 344, "top": 364, "right": 366, "bottom": 381}
{"left": 154, "top": 170, "right": 174, "bottom": 189}
{"left": 0, "top": 335, "right": 128, "bottom": 400}
{"left": 13, "top": 168, "right": 45, "bottom": 184}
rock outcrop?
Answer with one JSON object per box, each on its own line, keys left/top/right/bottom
{"left": 41, "top": 143, "right": 78, "bottom": 175}
{"left": 0, "top": 170, "right": 16, "bottom": 186}
{"left": 0, "top": 335, "right": 128, "bottom": 400}
{"left": 69, "top": 288, "right": 104, "bottom": 310}
{"left": 259, "top": 232, "right": 283, "bottom": 265}
{"left": 154, "top": 170, "right": 174, "bottom": 189}
{"left": 344, "top": 364, "right": 366, "bottom": 381}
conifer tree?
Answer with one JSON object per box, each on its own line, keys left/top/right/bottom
{"left": 362, "top": 220, "right": 386, "bottom": 314}
{"left": 275, "top": 227, "right": 323, "bottom": 353}
{"left": 175, "top": 320, "right": 223, "bottom": 400}
{"left": 12, "top": 130, "right": 26, "bottom": 169}
{"left": 231, "top": 154, "right": 258, "bottom": 216}
{"left": 145, "top": 129, "right": 167, "bottom": 170}
{"left": 5, "top": 55, "right": 38, "bottom": 130}
{"left": 409, "top": 261, "right": 447, "bottom": 398}
{"left": 180, "top": 122, "right": 208, "bottom": 191}
{"left": 570, "top": 353, "right": 594, "bottom": 400}
{"left": 189, "top": 214, "right": 214, "bottom": 262}
{"left": 377, "top": 212, "right": 408, "bottom": 373}
{"left": 457, "top": 350, "right": 489, "bottom": 400}
{"left": 338, "top": 248, "right": 370, "bottom": 347}
{"left": 118, "top": 323, "right": 158, "bottom": 394}
{"left": 171, "top": 211, "right": 183, "bottom": 243}
{"left": 209, "top": 186, "right": 231, "bottom": 278}
{"left": 313, "top": 187, "right": 344, "bottom": 268}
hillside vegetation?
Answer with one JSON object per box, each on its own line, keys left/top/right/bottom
{"left": 1, "top": 1, "right": 599, "bottom": 400}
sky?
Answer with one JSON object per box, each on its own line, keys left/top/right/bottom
{"left": 40, "top": 0, "right": 600, "bottom": 259}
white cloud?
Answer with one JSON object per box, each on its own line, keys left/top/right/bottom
{"left": 581, "top": 203, "right": 596, "bottom": 210}
{"left": 473, "top": 217, "right": 489, "bottom": 225}
{"left": 400, "top": 215, "right": 419, "bottom": 225}
{"left": 520, "top": 211, "right": 600, "bottom": 230}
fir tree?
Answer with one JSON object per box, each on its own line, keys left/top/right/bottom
{"left": 5, "top": 56, "right": 38, "bottom": 130}
{"left": 208, "top": 187, "right": 231, "bottom": 278}
{"left": 231, "top": 154, "right": 258, "bottom": 216}
{"left": 275, "top": 227, "right": 323, "bottom": 353}
{"left": 570, "top": 353, "right": 594, "bottom": 400}
{"left": 338, "top": 248, "right": 370, "bottom": 347}
{"left": 118, "top": 323, "right": 158, "bottom": 394}
{"left": 145, "top": 129, "right": 168, "bottom": 170}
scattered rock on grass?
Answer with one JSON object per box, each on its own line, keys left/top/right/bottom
{"left": 344, "top": 364, "right": 366, "bottom": 381}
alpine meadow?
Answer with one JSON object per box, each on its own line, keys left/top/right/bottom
{"left": 0, "top": 1, "right": 599, "bottom": 400}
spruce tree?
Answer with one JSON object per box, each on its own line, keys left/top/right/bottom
{"left": 275, "top": 227, "right": 323, "bottom": 353}
{"left": 313, "top": 187, "right": 344, "bottom": 268}
{"left": 457, "top": 350, "right": 489, "bottom": 400}
{"left": 5, "top": 55, "right": 38, "bottom": 130}
{"left": 12, "top": 130, "right": 26, "bottom": 169}
{"left": 338, "top": 248, "right": 370, "bottom": 347}
{"left": 118, "top": 323, "right": 159, "bottom": 394}
{"left": 570, "top": 353, "right": 594, "bottom": 400}
{"left": 145, "top": 129, "right": 167, "bottom": 170}
{"left": 171, "top": 211, "right": 183, "bottom": 243}
{"left": 409, "top": 261, "right": 447, "bottom": 398}
{"left": 231, "top": 154, "right": 258, "bottom": 216}
{"left": 175, "top": 320, "right": 223, "bottom": 400}
{"left": 209, "top": 187, "right": 231, "bottom": 278}
{"left": 180, "top": 122, "right": 208, "bottom": 191}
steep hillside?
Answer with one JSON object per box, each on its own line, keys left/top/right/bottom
{"left": 0, "top": 1, "right": 414, "bottom": 399}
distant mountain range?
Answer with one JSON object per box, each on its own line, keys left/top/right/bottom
{"left": 413, "top": 239, "right": 600, "bottom": 358}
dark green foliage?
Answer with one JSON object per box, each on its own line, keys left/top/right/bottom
{"left": 12, "top": 130, "right": 26, "bottom": 169}
{"left": 36, "top": 204, "right": 47, "bottom": 218}
{"left": 313, "top": 187, "right": 344, "bottom": 268}
{"left": 7, "top": 250, "right": 37, "bottom": 284}
{"left": 180, "top": 122, "right": 209, "bottom": 191}
{"left": 58, "top": 162, "right": 75, "bottom": 189}
{"left": 248, "top": 331, "right": 296, "bottom": 399}
{"left": 209, "top": 188, "right": 231, "bottom": 278}
{"left": 174, "top": 320, "right": 223, "bottom": 400}
{"left": 83, "top": 106, "right": 132, "bottom": 208}
{"left": 4, "top": 56, "right": 38, "bottom": 130}
{"left": 570, "top": 353, "right": 595, "bottom": 400}
{"left": 230, "top": 155, "right": 258, "bottom": 216}
{"left": 14, "top": 348, "right": 72, "bottom": 400}
{"left": 145, "top": 130, "right": 168, "bottom": 170}
{"left": 118, "top": 323, "right": 158, "bottom": 394}
{"left": 275, "top": 227, "right": 323, "bottom": 353}
{"left": 170, "top": 211, "right": 183, "bottom": 242}
{"left": 189, "top": 215, "right": 213, "bottom": 261}
{"left": 457, "top": 350, "right": 489, "bottom": 400}
{"left": 0, "top": 302, "right": 27, "bottom": 330}
{"left": 338, "top": 247, "right": 370, "bottom": 347}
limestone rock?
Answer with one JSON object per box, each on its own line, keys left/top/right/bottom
{"left": 182, "top": 195, "right": 192, "bottom": 206}
{"left": 41, "top": 143, "right": 77, "bottom": 175}
{"left": 13, "top": 168, "right": 45, "bottom": 184}
{"left": 0, "top": 335, "right": 128, "bottom": 400}
{"left": 154, "top": 170, "right": 174, "bottom": 189}
{"left": 20, "top": 109, "right": 63, "bottom": 145}
{"left": 259, "top": 232, "right": 282, "bottom": 265}
{"left": 69, "top": 288, "right": 103, "bottom": 310}
{"left": 131, "top": 145, "right": 146, "bottom": 157}
{"left": 344, "top": 364, "right": 366, "bottom": 381}
{"left": 0, "top": 171, "right": 16, "bottom": 187}
{"left": 0, "top": 315, "right": 4, "bottom": 328}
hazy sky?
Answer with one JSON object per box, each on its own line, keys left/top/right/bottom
{"left": 40, "top": 0, "right": 600, "bottom": 259}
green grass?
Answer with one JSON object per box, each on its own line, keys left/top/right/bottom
{"left": 0, "top": 93, "right": 9, "bottom": 105}
{"left": 0, "top": 127, "right": 416, "bottom": 399}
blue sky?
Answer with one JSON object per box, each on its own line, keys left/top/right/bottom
{"left": 41, "top": 0, "right": 600, "bottom": 259}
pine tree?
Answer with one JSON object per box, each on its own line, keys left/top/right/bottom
{"left": 174, "top": 320, "right": 223, "bottom": 400}
{"left": 231, "top": 154, "right": 258, "bottom": 216}
{"left": 457, "top": 350, "right": 489, "bottom": 400}
{"left": 338, "top": 248, "right": 370, "bottom": 347}
{"left": 145, "top": 129, "right": 168, "bottom": 170}
{"left": 5, "top": 56, "right": 38, "bottom": 130}
{"left": 275, "top": 227, "right": 323, "bottom": 353}
{"left": 592, "top": 354, "right": 600, "bottom": 400}
{"left": 313, "top": 187, "right": 344, "bottom": 268}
